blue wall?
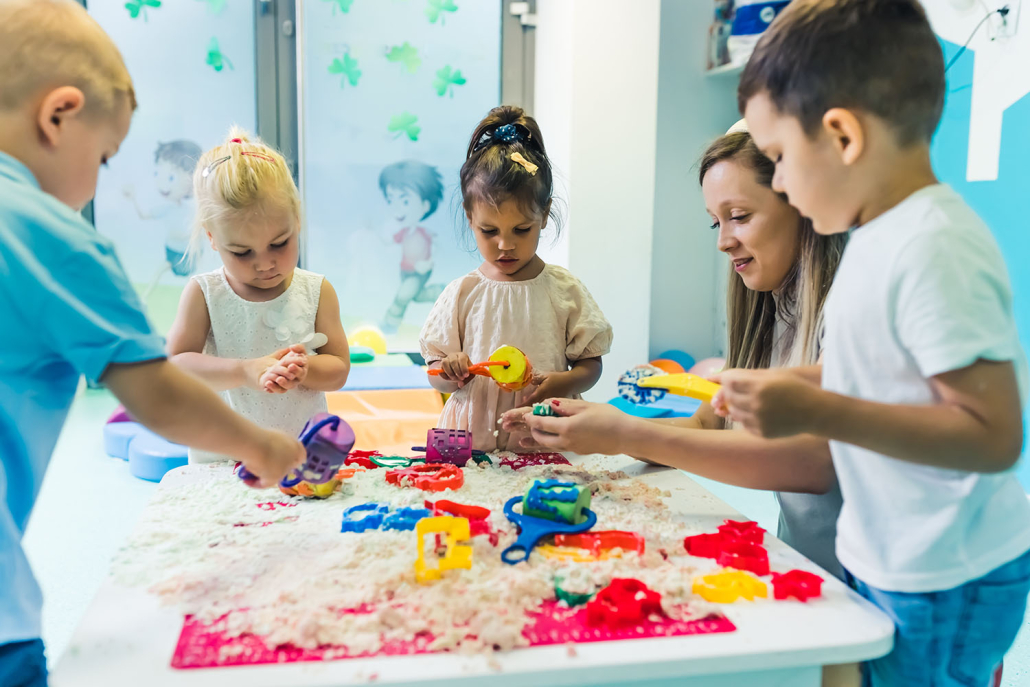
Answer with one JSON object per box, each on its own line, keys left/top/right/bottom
{"left": 932, "top": 39, "right": 1030, "bottom": 487}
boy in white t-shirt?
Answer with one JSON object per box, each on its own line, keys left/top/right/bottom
{"left": 715, "top": 1, "right": 1030, "bottom": 684}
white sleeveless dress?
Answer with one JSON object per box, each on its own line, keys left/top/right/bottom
{"left": 189, "top": 267, "right": 329, "bottom": 463}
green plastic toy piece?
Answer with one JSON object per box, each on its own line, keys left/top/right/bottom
{"left": 555, "top": 576, "right": 595, "bottom": 607}
{"left": 371, "top": 455, "right": 425, "bottom": 469}
{"left": 532, "top": 402, "right": 556, "bottom": 417}
{"left": 523, "top": 480, "right": 591, "bottom": 525}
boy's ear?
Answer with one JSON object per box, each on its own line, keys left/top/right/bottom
{"left": 822, "top": 108, "right": 864, "bottom": 166}
{"left": 37, "top": 87, "right": 86, "bottom": 147}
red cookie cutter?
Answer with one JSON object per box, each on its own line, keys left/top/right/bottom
{"left": 719, "top": 519, "right": 765, "bottom": 544}
{"left": 716, "top": 540, "right": 769, "bottom": 576}
{"left": 771, "top": 569, "right": 824, "bottom": 602}
{"left": 386, "top": 463, "right": 464, "bottom": 492}
{"left": 554, "top": 531, "right": 645, "bottom": 558}
{"left": 585, "top": 578, "right": 665, "bottom": 629}
{"left": 345, "top": 450, "right": 382, "bottom": 470}
{"left": 683, "top": 532, "right": 728, "bottom": 559}
{"left": 426, "top": 499, "right": 498, "bottom": 545}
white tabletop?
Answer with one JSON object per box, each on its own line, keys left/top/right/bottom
{"left": 51, "top": 455, "right": 892, "bottom": 687}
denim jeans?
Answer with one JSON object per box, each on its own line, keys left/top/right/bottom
{"left": 846, "top": 548, "right": 1030, "bottom": 687}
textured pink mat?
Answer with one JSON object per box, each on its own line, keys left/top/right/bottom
{"left": 171, "top": 601, "right": 735, "bottom": 669}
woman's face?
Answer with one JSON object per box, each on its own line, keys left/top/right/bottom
{"left": 702, "top": 159, "right": 801, "bottom": 293}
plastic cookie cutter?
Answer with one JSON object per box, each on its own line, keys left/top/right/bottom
{"left": 585, "top": 578, "right": 665, "bottom": 628}
{"left": 238, "top": 413, "right": 355, "bottom": 489}
{"left": 427, "top": 345, "right": 533, "bottom": 392}
{"left": 371, "top": 455, "right": 426, "bottom": 469}
{"left": 341, "top": 502, "right": 390, "bottom": 533}
{"left": 523, "top": 479, "right": 592, "bottom": 525}
{"left": 716, "top": 540, "right": 769, "bottom": 576}
{"left": 635, "top": 373, "right": 721, "bottom": 404}
{"left": 771, "top": 570, "right": 824, "bottom": 602}
{"left": 411, "top": 428, "right": 491, "bottom": 467}
{"left": 382, "top": 506, "right": 432, "bottom": 532}
{"left": 425, "top": 499, "right": 493, "bottom": 539}
{"left": 414, "top": 516, "right": 473, "bottom": 584}
{"left": 335, "top": 465, "right": 367, "bottom": 481}
{"left": 693, "top": 569, "right": 768, "bottom": 603}
{"left": 385, "top": 463, "right": 465, "bottom": 492}
{"left": 550, "top": 531, "right": 646, "bottom": 561}
{"left": 719, "top": 519, "right": 766, "bottom": 544}
{"left": 554, "top": 577, "right": 596, "bottom": 607}
{"left": 345, "top": 451, "right": 380, "bottom": 470}
{"left": 500, "top": 495, "right": 597, "bottom": 565}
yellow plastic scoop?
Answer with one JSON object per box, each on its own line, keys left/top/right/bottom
{"left": 636, "top": 373, "right": 721, "bottom": 404}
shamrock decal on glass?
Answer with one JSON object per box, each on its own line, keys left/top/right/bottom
{"left": 426, "top": 0, "right": 457, "bottom": 25}
{"left": 386, "top": 42, "right": 421, "bottom": 74}
{"left": 433, "top": 65, "right": 466, "bottom": 97}
{"left": 328, "top": 53, "right": 361, "bottom": 88}
{"left": 388, "top": 112, "right": 420, "bottom": 142}
{"left": 323, "top": 0, "right": 353, "bottom": 14}
{"left": 125, "top": 0, "right": 161, "bottom": 21}
{"left": 195, "top": 0, "right": 227, "bottom": 13}
{"left": 206, "top": 38, "right": 235, "bottom": 72}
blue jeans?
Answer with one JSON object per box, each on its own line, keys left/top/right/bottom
{"left": 0, "top": 639, "right": 47, "bottom": 687}
{"left": 846, "top": 549, "right": 1030, "bottom": 687}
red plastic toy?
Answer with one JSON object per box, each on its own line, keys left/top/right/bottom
{"left": 718, "top": 519, "right": 765, "bottom": 544}
{"left": 426, "top": 499, "right": 497, "bottom": 545}
{"left": 345, "top": 450, "right": 382, "bottom": 470}
{"left": 683, "top": 532, "right": 728, "bottom": 559}
{"left": 586, "top": 578, "right": 665, "bottom": 629}
{"left": 716, "top": 540, "right": 770, "bottom": 576}
{"left": 386, "top": 463, "right": 464, "bottom": 492}
{"left": 554, "top": 531, "right": 645, "bottom": 558}
{"left": 771, "top": 570, "right": 824, "bottom": 602}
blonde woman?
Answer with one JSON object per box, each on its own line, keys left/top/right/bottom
{"left": 504, "top": 128, "right": 847, "bottom": 578}
{"left": 167, "top": 128, "right": 351, "bottom": 463}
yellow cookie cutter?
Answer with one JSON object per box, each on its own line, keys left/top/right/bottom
{"left": 414, "top": 516, "right": 473, "bottom": 584}
{"left": 693, "top": 569, "right": 768, "bottom": 603}
{"left": 536, "top": 544, "right": 626, "bottom": 562}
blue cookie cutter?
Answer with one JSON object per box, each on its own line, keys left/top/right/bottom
{"left": 341, "top": 502, "right": 390, "bottom": 533}
{"left": 500, "top": 495, "right": 597, "bottom": 565}
{"left": 382, "top": 507, "right": 432, "bottom": 531}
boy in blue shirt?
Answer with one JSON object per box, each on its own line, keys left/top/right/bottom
{"left": 717, "top": 1, "right": 1030, "bottom": 684}
{"left": 0, "top": 2, "right": 305, "bottom": 684}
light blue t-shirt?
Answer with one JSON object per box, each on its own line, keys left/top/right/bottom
{"left": 0, "top": 152, "right": 165, "bottom": 645}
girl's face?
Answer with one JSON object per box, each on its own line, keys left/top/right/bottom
{"left": 208, "top": 203, "right": 300, "bottom": 295}
{"left": 468, "top": 197, "right": 548, "bottom": 281}
{"left": 702, "top": 159, "right": 801, "bottom": 293}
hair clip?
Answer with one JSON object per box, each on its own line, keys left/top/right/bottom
{"left": 510, "top": 152, "right": 538, "bottom": 176}
{"left": 493, "top": 123, "right": 521, "bottom": 143}
{"left": 473, "top": 123, "right": 530, "bottom": 153}
{"left": 200, "top": 151, "right": 277, "bottom": 178}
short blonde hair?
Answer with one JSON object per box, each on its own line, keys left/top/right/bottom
{"left": 190, "top": 126, "right": 301, "bottom": 259}
{"left": 0, "top": 0, "right": 136, "bottom": 115}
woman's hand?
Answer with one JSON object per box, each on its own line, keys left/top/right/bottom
{"left": 517, "top": 399, "right": 631, "bottom": 455}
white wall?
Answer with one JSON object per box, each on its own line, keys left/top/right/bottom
{"left": 534, "top": 0, "right": 662, "bottom": 400}
{"left": 648, "top": 0, "right": 740, "bottom": 362}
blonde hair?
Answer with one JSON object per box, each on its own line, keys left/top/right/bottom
{"left": 190, "top": 126, "right": 300, "bottom": 260}
{"left": 0, "top": 0, "right": 136, "bottom": 115}
{"left": 698, "top": 131, "right": 846, "bottom": 371}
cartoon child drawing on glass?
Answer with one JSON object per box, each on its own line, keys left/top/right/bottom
{"left": 378, "top": 160, "right": 446, "bottom": 333}
{"left": 123, "top": 139, "right": 203, "bottom": 298}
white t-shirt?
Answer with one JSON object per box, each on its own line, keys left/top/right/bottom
{"left": 822, "top": 184, "right": 1030, "bottom": 593}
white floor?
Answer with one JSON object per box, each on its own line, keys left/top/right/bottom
{"left": 20, "top": 388, "right": 1030, "bottom": 685}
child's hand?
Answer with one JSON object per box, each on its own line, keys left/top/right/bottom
{"left": 261, "top": 352, "right": 309, "bottom": 393}
{"left": 242, "top": 428, "right": 306, "bottom": 489}
{"left": 524, "top": 371, "right": 575, "bottom": 405}
{"left": 246, "top": 344, "right": 305, "bottom": 392}
{"left": 520, "top": 399, "right": 630, "bottom": 455}
{"left": 499, "top": 406, "right": 533, "bottom": 432}
{"left": 437, "top": 353, "right": 473, "bottom": 386}
{"left": 711, "top": 369, "right": 820, "bottom": 438}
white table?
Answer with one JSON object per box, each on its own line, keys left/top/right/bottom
{"left": 51, "top": 455, "right": 893, "bottom": 687}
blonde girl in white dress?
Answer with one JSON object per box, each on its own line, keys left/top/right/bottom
{"left": 167, "top": 127, "right": 351, "bottom": 463}
{"left": 421, "top": 106, "right": 612, "bottom": 452}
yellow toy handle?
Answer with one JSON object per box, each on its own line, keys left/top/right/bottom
{"left": 636, "top": 373, "right": 721, "bottom": 403}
